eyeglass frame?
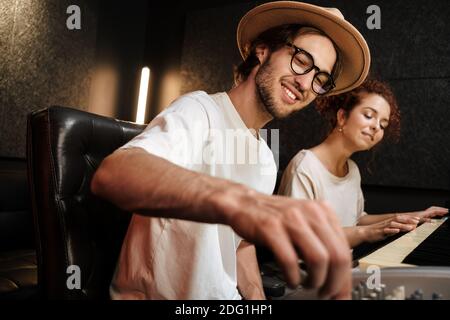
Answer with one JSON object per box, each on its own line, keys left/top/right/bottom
{"left": 285, "top": 42, "right": 336, "bottom": 95}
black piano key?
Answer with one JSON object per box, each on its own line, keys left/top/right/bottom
{"left": 403, "top": 218, "right": 450, "bottom": 266}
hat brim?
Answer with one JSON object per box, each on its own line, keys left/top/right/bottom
{"left": 237, "top": 1, "right": 371, "bottom": 96}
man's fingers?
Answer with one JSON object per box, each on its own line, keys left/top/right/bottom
{"left": 303, "top": 203, "right": 351, "bottom": 299}
{"left": 319, "top": 240, "right": 351, "bottom": 299}
{"left": 287, "top": 219, "right": 330, "bottom": 290}
{"left": 329, "top": 274, "right": 352, "bottom": 300}
{"left": 252, "top": 199, "right": 352, "bottom": 300}
{"left": 260, "top": 225, "right": 301, "bottom": 288}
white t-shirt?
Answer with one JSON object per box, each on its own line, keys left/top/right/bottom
{"left": 110, "top": 91, "right": 277, "bottom": 300}
{"left": 278, "top": 149, "right": 365, "bottom": 227}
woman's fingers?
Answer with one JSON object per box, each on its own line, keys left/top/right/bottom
{"left": 384, "top": 227, "right": 400, "bottom": 235}
{"left": 427, "top": 207, "right": 449, "bottom": 217}
{"left": 395, "top": 214, "right": 420, "bottom": 225}
{"left": 388, "top": 220, "right": 416, "bottom": 232}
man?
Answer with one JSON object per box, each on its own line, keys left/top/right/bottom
{"left": 91, "top": 1, "right": 370, "bottom": 300}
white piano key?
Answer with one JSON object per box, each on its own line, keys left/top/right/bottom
{"left": 359, "top": 218, "right": 447, "bottom": 269}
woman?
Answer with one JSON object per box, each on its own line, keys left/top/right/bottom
{"left": 278, "top": 79, "right": 448, "bottom": 247}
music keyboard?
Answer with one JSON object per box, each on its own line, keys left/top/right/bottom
{"left": 262, "top": 218, "right": 450, "bottom": 299}
{"left": 358, "top": 217, "right": 448, "bottom": 270}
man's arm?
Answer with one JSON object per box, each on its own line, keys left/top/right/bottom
{"left": 91, "top": 147, "right": 352, "bottom": 299}
{"left": 236, "top": 241, "right": 265, "bottom": 300}
{"left": 91, "top": 147, "right": 233, "bottom": 224}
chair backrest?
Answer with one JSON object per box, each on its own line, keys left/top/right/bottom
{"left": 27, "top": 106, "right": 146, "bottom": 299}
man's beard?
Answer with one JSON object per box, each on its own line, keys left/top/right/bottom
{"left": 255, "top": 58, "right": 282, "bottom": 119}
{"left": 255, "top": 58, "right": 300, "bottom": 120}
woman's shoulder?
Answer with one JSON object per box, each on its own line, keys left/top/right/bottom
{"left": 347, "top": 158, "right": 362, "bottom": 180}
{"left": 287, "top": 149, "right": 321, "bottom": 173}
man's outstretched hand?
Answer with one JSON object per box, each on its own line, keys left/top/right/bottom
{"left": 209, "top": 187, "right": 352, "bottom": 300}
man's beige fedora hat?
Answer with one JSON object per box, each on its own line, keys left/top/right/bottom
{"left": 237, "top": 1, "right": 371, "bottom": 96}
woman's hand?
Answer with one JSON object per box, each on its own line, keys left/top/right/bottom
{"left": 410, "top": 206, "right": 449, "bottom": 223}
{"left": 361, "top": 214, "right": 420, "bottom": 243}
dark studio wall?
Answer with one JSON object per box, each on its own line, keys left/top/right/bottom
{"left": 1, "top": 0, "right": 449, "bottom": 194}
{"left": 143, "top": 1, "right": 256, "bottom": 119}
{"left": 0, "top": 0, "right": 98, "bottom": 158}
{"left": 0, "top": 0, "right": 249, "bottom": 159}
{"left": 0, "top": 0, "right": 148, "bottom": 158}
{"left": 93, "top": 0, "right": 148, "bottom": 122}
{"left": 179, "top": 0, "right": 450, "bottom": 192}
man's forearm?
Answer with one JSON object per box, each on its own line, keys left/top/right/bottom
{"left": 91, "top": 147, "right": 246, "bottom": 224}
{"left": 236, "top": 241, "right": 266, "bottom": 300}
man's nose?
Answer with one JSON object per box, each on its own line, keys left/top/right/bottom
{"left": 293, "top": 71, "right": 315, "bottom": 92}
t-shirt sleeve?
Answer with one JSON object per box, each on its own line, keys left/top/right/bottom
{"left": 234, "top": 232, "right": 243, "bottom": 248}
{"left": 356, "top": 186, "right": 366, "bottom": 221}
{"left": 278, "top": 167, "right": 316, "bottom": 200}
{"left": 120, "top": 95, "right": 209, "bottom": 168}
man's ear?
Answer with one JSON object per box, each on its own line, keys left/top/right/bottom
{"left": 255, "top": 44, "right": 270, "bottom": 64}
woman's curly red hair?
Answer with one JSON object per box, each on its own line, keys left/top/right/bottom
{"left": 315, "top": 79, "right": 401, "bottom": 142}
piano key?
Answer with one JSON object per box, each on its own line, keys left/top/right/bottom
{"left": 403, "top": 217, "right": 450, "bottom": 266}
{"left": 358, "top": 218, "right": 447, "bottom": 269}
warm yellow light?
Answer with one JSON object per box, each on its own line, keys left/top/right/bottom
{"left": 136, "top": 67, "right": 150, "bottom": 124}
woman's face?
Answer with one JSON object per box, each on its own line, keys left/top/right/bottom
{"left": 339, "top": 93, "right": 391, "bottom": 151}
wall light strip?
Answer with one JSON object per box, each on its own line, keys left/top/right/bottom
{"left": 136, "top": 67, "right": 150, "bottom": 124}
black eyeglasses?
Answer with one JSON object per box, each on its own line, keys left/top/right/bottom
{"left": 286, "top": 43, "right": 335, "bottom": 95}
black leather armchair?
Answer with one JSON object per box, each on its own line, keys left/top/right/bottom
{"left": 0, "top": 157, "right": 37, "bottom": 300}
{"left": 27, "top": 106, "right": 146, "bottom": 299}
